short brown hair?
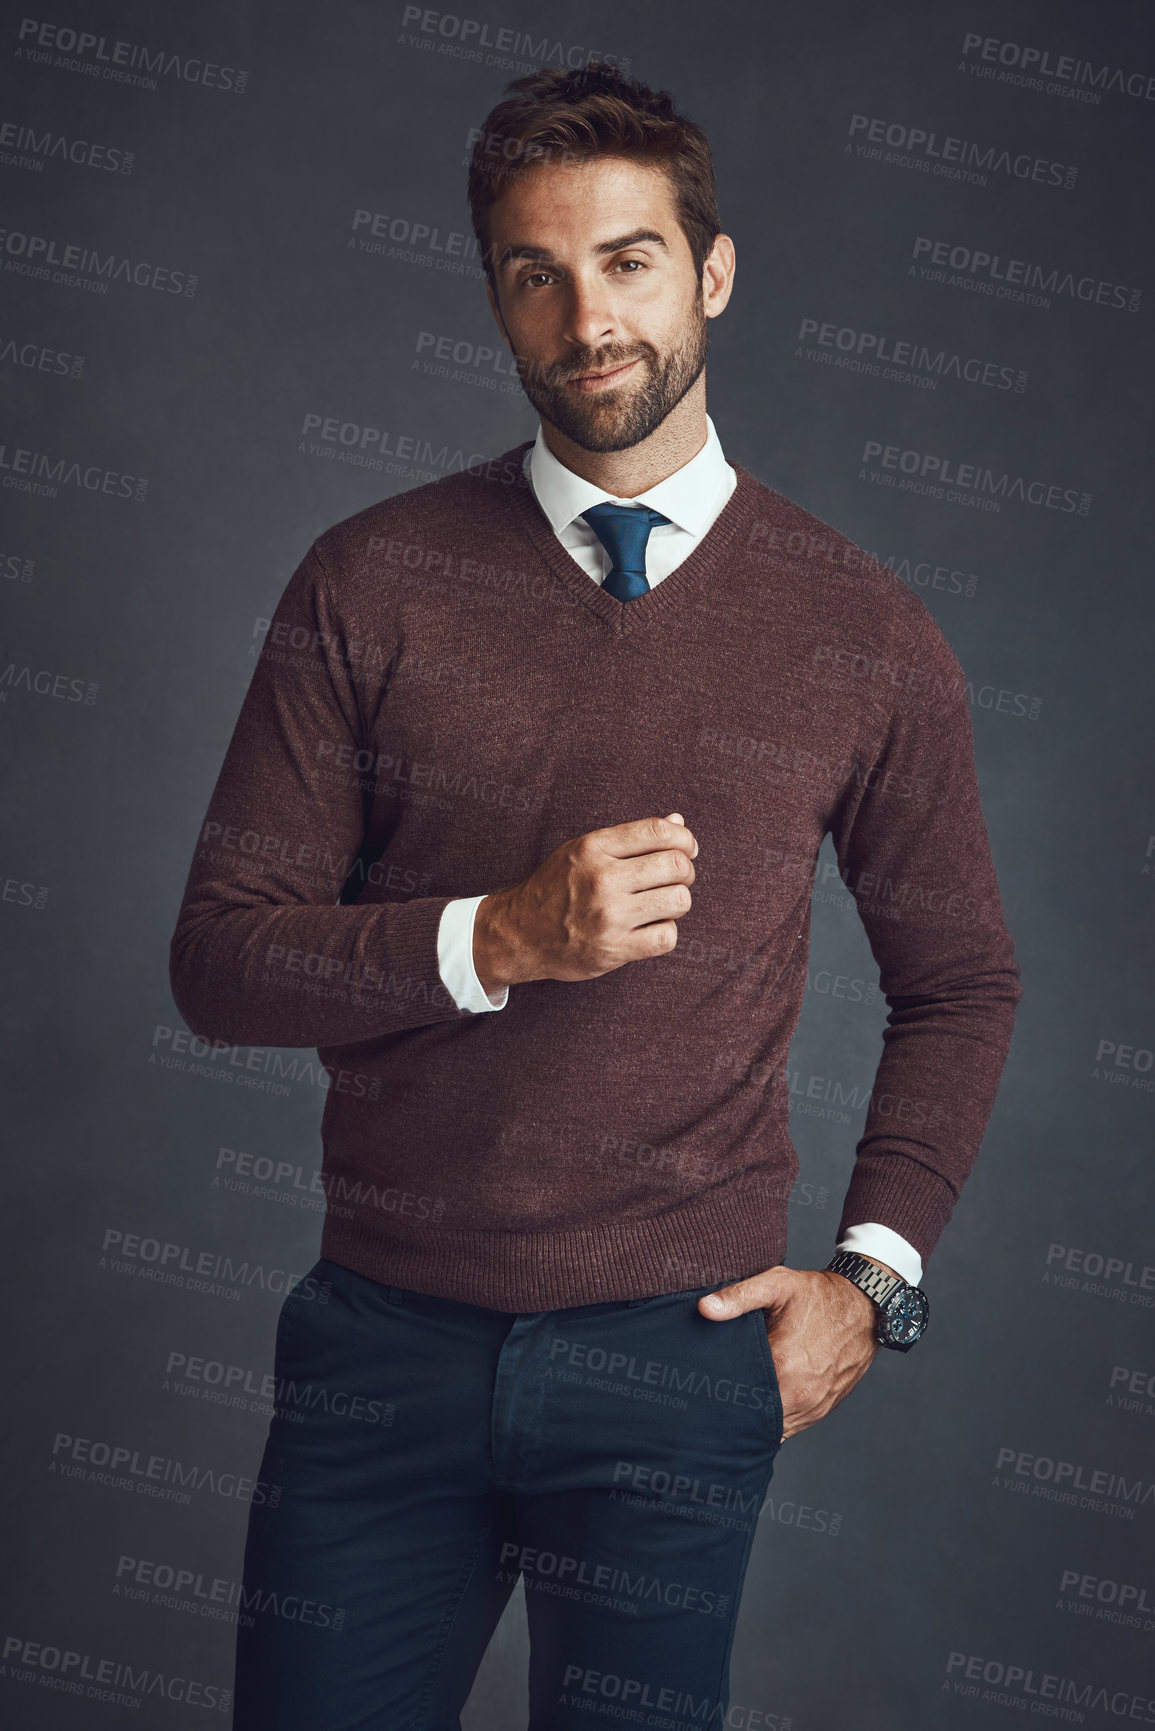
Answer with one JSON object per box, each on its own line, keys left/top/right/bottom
{"left": 467, "top": 62, "right": 721, "bottom": 293}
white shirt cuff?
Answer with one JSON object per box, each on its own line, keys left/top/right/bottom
{"left": 835, "top": 1222, "right": 923, "bottom": 1287}
{"left": 437, "top": 895, "right": 509, "bottom": 1013}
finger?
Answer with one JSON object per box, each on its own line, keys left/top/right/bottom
{"left": 587, "top": 823, "right": 698, "bottom": 905}
{"left": 620, "top": 883, "right": 696, "bottom": 934}
{"left": 589, "top": 815, "right": 698, "bottom": 863}
{"left": 619, "top": 862, "right": 699, "bottom": 920}
{"left": 614, "top": 849, "right": 696, "bottom": 903}
{"left": 782, "top": 1386, "right": 842, "bottom": 1440}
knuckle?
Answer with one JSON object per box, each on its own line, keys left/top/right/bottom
{"left": 588, "top": 901, "right": 613, "bottom": 937}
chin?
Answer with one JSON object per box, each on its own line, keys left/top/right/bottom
{"left": 563, "top": 424, "right": 649, "bottom": 454}
{"left": 547, "top": 395, "right": 666, "bottom": 454}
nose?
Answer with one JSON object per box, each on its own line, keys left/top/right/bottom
{"left": 559, "top": 272, "right": 622, "bottom": 361}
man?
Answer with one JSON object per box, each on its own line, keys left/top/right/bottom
{"left": 170, "top": 61, "right": 1022, "bottom": 1731}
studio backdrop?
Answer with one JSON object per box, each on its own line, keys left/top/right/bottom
{"left": 3, "top": 2, "right": 1153, "bottom": 1727}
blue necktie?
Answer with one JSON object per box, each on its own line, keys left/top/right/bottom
{"left": 579, "top": 502, "right": 672, "bottom": 603}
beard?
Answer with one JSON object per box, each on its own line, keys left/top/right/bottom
{"left": 512, "top": 289, "right": 709, "bottom": 453}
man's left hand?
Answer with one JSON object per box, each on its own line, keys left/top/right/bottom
{"left": 698, "top": 1263, "right": 891, "bottom": 1442}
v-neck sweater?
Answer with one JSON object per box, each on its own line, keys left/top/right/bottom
{"left": 169, "top": 437, "right": 1023, "bottom": 1311}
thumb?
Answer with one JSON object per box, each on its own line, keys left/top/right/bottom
{"left": 699, "top": 1267, "right": 791, "bottom": 1320}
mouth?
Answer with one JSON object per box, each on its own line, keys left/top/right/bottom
{"left": 566, "top": 358, "right": 640, "bottom": 393}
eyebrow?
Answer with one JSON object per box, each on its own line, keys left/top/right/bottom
{"left": 496, "top": 228, "right": 669, "bottom": 271}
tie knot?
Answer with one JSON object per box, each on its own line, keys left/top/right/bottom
{"left": 579, "top": 502, "right": 672, "bottom": 603}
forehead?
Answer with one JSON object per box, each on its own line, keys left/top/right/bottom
{"left": 489, "top": 154, "right": 679, "bottom": 242}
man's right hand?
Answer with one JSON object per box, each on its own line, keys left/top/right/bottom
{"left": 472, "top": 812, "right": 699, "bottom": 993}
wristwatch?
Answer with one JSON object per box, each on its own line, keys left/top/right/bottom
{"left": 824, "top": 1249, "right": 930, "bottom": 1351}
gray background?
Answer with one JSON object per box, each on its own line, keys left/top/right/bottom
{"left": 3, "top": 0, "right": 1154, "bottom": 1725}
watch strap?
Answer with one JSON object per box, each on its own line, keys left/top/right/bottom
{"left": 825, "top": 1248, "right": 905, "bottom": 1307}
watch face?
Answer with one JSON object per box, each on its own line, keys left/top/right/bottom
{"left": 881, "top": 1286, "right": 929, "bottom": 1345}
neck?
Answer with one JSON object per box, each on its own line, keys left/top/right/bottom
{"left": 539, "top": 374, "right": 709, "bottom": 498}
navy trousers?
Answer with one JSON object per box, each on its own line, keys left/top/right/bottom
{"left": 233, "top": 1256, "right": 784, "bottom": 1730}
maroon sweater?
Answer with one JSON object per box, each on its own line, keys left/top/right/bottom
{"left": 169, "top": 438, "right": 1022, "bottom": 1310}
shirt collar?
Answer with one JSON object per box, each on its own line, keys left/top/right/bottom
{"left": 526, "top": 413, "right": 731, "bottom": 537}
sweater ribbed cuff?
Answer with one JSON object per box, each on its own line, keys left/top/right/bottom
{"left": 835, "top": 1152, "right": 961, "bottom": 1268}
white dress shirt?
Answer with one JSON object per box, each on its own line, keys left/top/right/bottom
{"left": 432, "top": 416, "right": 923, "bottom": 1287}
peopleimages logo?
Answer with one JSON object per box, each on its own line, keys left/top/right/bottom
{"left": 846, "top": 112, "right": 1076, "bottom": 189}
{"left": 993, "top": 1445, "right": 1154, "bottom": 1519}
{"left": 910, "top": 235, "right": 1141, "bottom": 313}
{"left": 944, "top": 1651, "right": 1155, "bottom": 1721}
{"left": 0, "top": 662, "right": 98, "bottom": 703}
{"left": 348, "top": 207, "right": 483, "bottom": 278}
{"left": 796, "top": 316, "right": 1026, "bottom": 392}
{"left": 14, "top": 19, "right": 248, "bottom": 94}
{"left": 859, "top": 438, "right": 1091, "bottom": 515}
{"left": 99, "top": 1226, "right": 323, "bottom": 1300}
{"left": 1058, "top": 1566, "right": 1155, "bottom": 1630}
{"left": 0, "top": 120, "right": 134, "bottom": 174}
{"left": 149, "top": 1022, "right": 381, "bottom": 1101}
{"left": 0, "top": 225, "right": 197, "bottom": 297}
{"left": 49, "top": 1431, "right": 281, "bottom": 1509}
{"left": 400, "top": 8, "right": 629, "bottom": 74}
{"left": 0, "top": 438, "right": 146, "bottom": 502}
{"left": 114, "top": 1554, "right": 346, "bottom": 1631}
{"left": 3, "top": 1632, "right": 230, "bottom": 1713}
{"left": 0, "top": 336, "right": 85, "bottom": 378}
{"left": 959, "top": 33, "right": 1155, "bottom": 105}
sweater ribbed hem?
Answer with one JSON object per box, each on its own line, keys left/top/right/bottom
{"left": 319, "top": 1185, "right": 788, "bottom": 1312}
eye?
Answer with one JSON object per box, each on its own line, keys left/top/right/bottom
{"left": 518, "top": 258, "right": 649, "bottom": 290}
